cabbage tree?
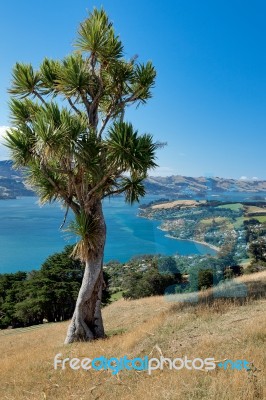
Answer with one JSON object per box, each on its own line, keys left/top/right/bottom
{"left": 5, "top": 8, "right": 158, "bottom": 343}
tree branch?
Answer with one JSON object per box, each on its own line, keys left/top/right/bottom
{"left": 33, "top": 90, "right": 47, "bottom": 106}
{"left": 85, "top": 167, "right": 120, "bottom": 203}
{"left": 89, "top": 68, "right": 103, "bottom": 129}
{"left": 60, "top": 205, "right": 69, "bottom": 229}
{"left": 40, "top": 164, "right": 80, "bottom": 215}
{"left": 103, "top": 187, "right": 125, "bottom": 198}
{"left": 85, "top": 176, "right": 110, "bottom": 204}
{"left": 68, "top": 98, "right": 82, "bottom": 116}
{"left": 80, "top": 92, "right": 91, "bottom": 118}
{"left": 98, "top": 92, "right": 139, "bottom": 137}
{"left": 98, "top": 109, "right": 113, "bottom": 137}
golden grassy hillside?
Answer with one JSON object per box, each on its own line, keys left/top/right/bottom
{"left": 1, "top": 272, "right": 265, "bottom": 400}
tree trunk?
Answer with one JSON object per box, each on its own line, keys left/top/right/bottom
{"left": 64, "top": 201, "right": 106, "bottom": 344}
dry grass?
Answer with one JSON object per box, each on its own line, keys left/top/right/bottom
{"left": 246, "top": 206, "right": 266, "bottom": 215}
{"left": 151, "top": 200, "right": 205, "bottom": 210}
{"left": 0, "top": 272, "right": 265, "bottom": 400}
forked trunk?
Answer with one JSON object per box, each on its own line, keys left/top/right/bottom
{"left": 64, "top": 202, "right": 106, "bottom": 344}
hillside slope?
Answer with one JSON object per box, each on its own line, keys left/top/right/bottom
{"left": 0, "top": 272, "right": 265, "bottom": 399}
{"left": 1, "top": 160, "right": 266, "bottom": 199}
{"left": 145, "top": 175, "right": 266, "bottom": 196}
{"left": 0, "top": 160, "right": 33, "bottom": 198}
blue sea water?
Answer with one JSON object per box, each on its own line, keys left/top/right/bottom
{"left": 0, "top": 196, "right": 216, "bottom": 273}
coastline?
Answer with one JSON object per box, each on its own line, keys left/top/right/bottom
{"left": 138, "top": 210, "right": 220, "bottom": 253}
{"left": 165, "top": 234, "right": 220, "bottom": 252}
{"left": 157, "top": 227, "right": 220, "bottom": 252}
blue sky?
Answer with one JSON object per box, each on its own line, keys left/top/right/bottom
{"left": 0, "top": 0, "right": 265, "bottom": 179}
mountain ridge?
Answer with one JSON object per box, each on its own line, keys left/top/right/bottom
{"left": 0, "top": 160, "right": 266, "bottom": 199}
{"left": 144, "top": 174, "right": 266, "bottom": 195}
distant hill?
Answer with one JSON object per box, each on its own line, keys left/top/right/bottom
{"left": 145, "top": 175, "right": 266, "bottom": 196}
{"left": 0, "top": 160, "right": 266, "bottom": 199}
{"left": 0, "top": 160, "right": 33, "bottom": 199}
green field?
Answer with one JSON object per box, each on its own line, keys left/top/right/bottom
{"left": 110, "top": 291, "right": 124, "bottom": 302}
{"left": 254, "top": 215, "right": 266, "bottom": 223}
{"left": 200, "top": 216, "right": 230, "bottom": 227}
{"left": 233, "top": 217, "right": 246, "bottom": 228}
{"left": 234, "top": 215, "right": 266, "bottom": 228}
{"left": 217, "top": 203, "right": 244, "bottom": 211}
{"left": 200, "top": 217, "right": 232, "bottom": 229}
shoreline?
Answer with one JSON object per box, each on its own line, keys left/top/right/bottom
{"left": 164, "top": 233, "right": 220, "bottom": 252}
{"left": 138, "top": 211, "right": 220, "bottom": 253}
{"left": 157, "top": 226, "right": 220, "bottom": 252}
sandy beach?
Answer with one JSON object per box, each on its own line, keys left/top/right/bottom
{"left": 166, "top": 234, "right": 220, "bottom": 252}
{"left": 157, "top": 227, "right": 220, "bottom": 252}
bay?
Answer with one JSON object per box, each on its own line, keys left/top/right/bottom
{"left": 0, "top": 196, "right": 215, "bottom": 273}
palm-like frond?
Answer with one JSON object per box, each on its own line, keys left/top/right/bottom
{"left": 15, "top": 103, "right": 87, "bottom": 161}
{"left": 9, "top": 98, "right": 41, "bottom": 125}
{"left": 4, "top": 126, "right": 35, "bottom": 166}
{"left": 106, "top": 122, "right": 158, "bottom": 174}
{"left": 66, "top": 212, "right": 100, "bottom": 260}
{"left": 130, "top": 61, "right": 156, "bottom": 103}
{"left": 121, "top": 175, "right": 146, "bottom": 204}
{"left": 39, "top": 58, "right": 61, "bottom": 95}
{"left": 32, "top": 113, "right": 65, "bottom": 159}
{"left": 75, "top": 8, "right": 123, "bottom": 62}
{"left": 74, "top": 129, "right": 102, "bottom": 180}
{"left": 25, "top": 161, "right": 62, "bottom": 204}
{"left": 60, "top": 110, "right": 88, "bottom": 143}
{"left": 55, "top": 54, "right": 91, "bottom": 97}
{"left": 99, "top": 60, "right": 134, "bottom": 114}
{"left": 9, "top": 63, "right": 41, "bottom": 98}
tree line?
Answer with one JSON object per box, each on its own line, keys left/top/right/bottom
{"left": 0, "top": 246, "right": 110, "bottom": 329}
{"left": 4, "top": 217, "right": 266, "bottom": 331}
